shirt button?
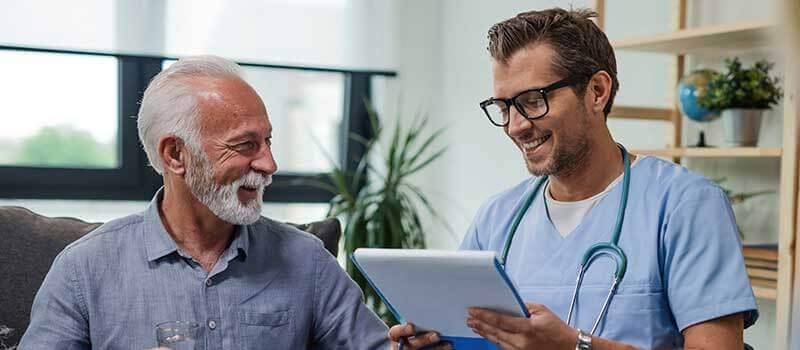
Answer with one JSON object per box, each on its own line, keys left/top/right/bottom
{"left": 208, "top": 320, "right": 217, "bottom": 330}
{"left": 205, "top": 279, "right": 212, "bottom": 286}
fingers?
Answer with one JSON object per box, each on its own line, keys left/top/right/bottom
{"left": 467, "top": 317, "right": 518, "bottom": 350}
{"left": 388, "top": 323, "right": 415, "bottom": 341}
{"left": 405, "top": 332, "right": 442, "bottom": 349}
{"left": 388, "top": 323, "right": 446, "bottom": 350}
{"left": 525, "top": 303, "right": 549, "bottom": 315}
{"left": 467, "top": 308, "right": 527, "bottom": 333}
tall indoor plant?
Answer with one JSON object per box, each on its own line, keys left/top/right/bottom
{"left": 320, "top": 102, "right": 447, "bottom": 324}
{"left": 698, "top": 57, "right": 783, "bottom": 146}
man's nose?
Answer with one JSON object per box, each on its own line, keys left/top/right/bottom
{"left": 506, "top": 105, "right": 534, "bottom": 137}
{"left": 252, "top": 146, "right": 278, "bottom": 175}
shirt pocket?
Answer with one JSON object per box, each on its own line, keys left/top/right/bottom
{"left": 520, "top": 285, "right": 681, "bottom": 349}
{"left": 238, "top": 310, "right": 295, "bottom": 349}
{"left": 598, "top": 289, "right": 681, "bottom": 349}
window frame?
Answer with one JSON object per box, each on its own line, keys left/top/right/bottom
{"left": 0, "top": 45, "right": 396, "bottom": 202}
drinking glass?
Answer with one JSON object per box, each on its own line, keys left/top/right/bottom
{"left": 155, "top": 321, "right": 199, "bottom": 350}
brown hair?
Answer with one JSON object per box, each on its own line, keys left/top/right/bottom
{"left": 487, "top": 8, "right": 619, "bottom": 116}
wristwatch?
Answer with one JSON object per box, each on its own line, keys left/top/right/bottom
{"left": 575, "top": 329, "right": 592, "bottom": 350}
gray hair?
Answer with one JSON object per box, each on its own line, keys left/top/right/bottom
{"left": 137, "top": 55, "right": 243, "bottom": 174}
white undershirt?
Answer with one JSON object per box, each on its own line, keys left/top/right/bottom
{"left": 545, "top": 156, "right": 645, "bottom": 237}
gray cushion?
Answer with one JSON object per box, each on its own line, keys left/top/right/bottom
{"left": 286, "top": 218, "right": 341, "bottom": 257}
{"left": 0, "top": 206, "right": 340, "bottom": 347}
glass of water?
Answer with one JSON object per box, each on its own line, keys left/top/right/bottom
{"left": 155, "top": 321, "right": 199, "bottom": 350}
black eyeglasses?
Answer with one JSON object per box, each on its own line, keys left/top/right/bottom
{"left": 479, "top": 77, "right": 580, "bottom": 127}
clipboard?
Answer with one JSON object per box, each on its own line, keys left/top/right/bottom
{"left": 351, "top": 249, "right": 530, "bottom": 349}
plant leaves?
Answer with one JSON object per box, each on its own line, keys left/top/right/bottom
{"left": 316, "top": 99, "right": 447, "bottom": 326}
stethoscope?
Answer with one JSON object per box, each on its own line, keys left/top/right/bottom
{"left": 498, "top": 144, "right": 631, "bottom": 336}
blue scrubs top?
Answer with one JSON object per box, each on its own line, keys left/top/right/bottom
{"left": 460, "top": 157, "right": 757, "bottom": 349}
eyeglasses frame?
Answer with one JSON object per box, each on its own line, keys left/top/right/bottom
{"left": 479, "top": 76, "right": 582, "bottom": 127}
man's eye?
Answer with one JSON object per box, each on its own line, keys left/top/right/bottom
{"left": 236, "top": 142, "right": 255, "bottom": 151}
{"left": 524, "top": 98, "right": 545, "bottom": 107}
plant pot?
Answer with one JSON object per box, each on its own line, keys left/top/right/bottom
{"left": 721, "top": 108, "right": 764, "bottom": 147}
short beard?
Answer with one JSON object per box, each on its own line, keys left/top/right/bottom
{"left": 526, "top": 106, "right": 591, "bottom": 177}
{"left": 184, "top": 149, "right": 272, "bottom": 225}
{"left": 533, "top": 138, "right": 590, "bottom": 177}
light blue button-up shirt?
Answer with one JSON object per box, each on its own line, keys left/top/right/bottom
{"left": 20, "top": 191, "right": 389, "bottom": 349}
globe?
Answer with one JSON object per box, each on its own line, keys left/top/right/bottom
{"left": 677, "top": 69, "right": 720, "bottom": 122}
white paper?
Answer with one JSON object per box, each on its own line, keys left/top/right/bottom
{"left": 353, "top": 248, "right": 527, "bottom": 337}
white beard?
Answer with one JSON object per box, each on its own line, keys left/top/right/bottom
{"left": 184, "top": 151, "right": 272, "bottom": 225}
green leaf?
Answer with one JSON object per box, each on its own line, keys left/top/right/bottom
{"left": 401, "top": 147, "right": 448, "bottom": 177}
{"left": 405, "top": 125, "right": 446, "bottom": 170}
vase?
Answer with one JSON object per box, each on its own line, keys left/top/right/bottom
{"left": 721, "top": 108, "right": 764, "bottom": 147}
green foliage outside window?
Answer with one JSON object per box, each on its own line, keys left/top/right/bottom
{"left": 13, "top": 126, "right": 115, "bottom": 168}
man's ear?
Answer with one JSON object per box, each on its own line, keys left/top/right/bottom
{"left": 587, "top": 70, "right": 612, "bottom": 116}
{"left": 158, "top": 135, "right": 189, "bottom": 176}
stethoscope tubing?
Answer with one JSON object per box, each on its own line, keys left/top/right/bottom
{"left": 499, "top": 144, "right": 631, "bottom": 335}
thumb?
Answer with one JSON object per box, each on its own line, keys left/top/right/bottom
{"left": 525, "top": 303, "right": 549, "bottom": 315}
{"left": 388, "top": 323, "right": 416, "bottom": 341}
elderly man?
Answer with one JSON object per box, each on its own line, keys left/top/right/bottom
{"left": 20, "top": 56, "right": 389, "bottom": 349}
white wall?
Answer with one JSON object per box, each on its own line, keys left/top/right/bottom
{"left": 387, "top": 0, "right": 780, "bottom": 347}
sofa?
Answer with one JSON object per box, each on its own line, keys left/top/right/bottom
{"left": 0, "top": 206, "right": 341, "bottom": 347}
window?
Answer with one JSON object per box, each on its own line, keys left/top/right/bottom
{"left": 0, "top": 50, "right": 119, "bottom": 169}
{"left": 0, "top": 45, "right": 395, "bottom": 203}
{"left": 244, "top": 68, "right": 344, "bottom": 174}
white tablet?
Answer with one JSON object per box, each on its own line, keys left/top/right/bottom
{"left": 352, "top": 249, "right": 528, "bottom": 348}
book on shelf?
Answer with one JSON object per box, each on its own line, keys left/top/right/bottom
{"left": 750, "top": 277, "right": 778, "bottom": 289}
{"left": 744, "top": 258, "right": 778, "bottom": 270}
{"left": 742, "top": 243, "right": 778, "bottom": 261}
{"left": 746, "top": 267, "right": 778, "bottom": 280}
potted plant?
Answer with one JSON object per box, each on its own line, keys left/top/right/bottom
{"left": 698, "top": 58, "right": 783, "bottom": 147}
{"left": 315, "top": 102, "right": 448, "bottom": 324}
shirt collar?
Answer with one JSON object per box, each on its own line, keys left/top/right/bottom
{"left": 144, "top": 188, "right": 252, "bottom": 262}
{"left": 231, "top": 224, "right": 250, "bottom": 260}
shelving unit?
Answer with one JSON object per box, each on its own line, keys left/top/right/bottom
{"left": 611, "top": 20, "right": 775, "bottom": 54}
{"left": 609, "top": 106, "right": 673, "bottom": 120}
{"left": 594, "top": 0, "right": 797, "bottom": 347}
{"left": 633, "top": 147, "right": 782, "bottom": 158}
{"left": 753, "top": 285, "right": 778, "bottom": 300}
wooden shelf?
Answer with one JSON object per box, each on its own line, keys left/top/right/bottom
{"left": 612, "top": 20, "right": 775, "bottom": 54}
{"left": 633, "top": 147, "right": 782, "bottom": 158}
{"left": 753, "top": 285, "right": 778, "bottom": 300}
{"left": 597, "top": 0, "right": 798, "bottom": 345}
{"left": 609, "top": 106, "right": 673, "bottom": 121}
